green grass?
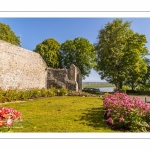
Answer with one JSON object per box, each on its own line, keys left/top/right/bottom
{"left": 0, "top": 96, "right": 115, "bottom": 132}
{"left": 82, "top": 83, "right": 115, "bottom": 88}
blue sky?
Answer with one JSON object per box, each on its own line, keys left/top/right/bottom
{"left": 1, "top": 18, "right": 150, "bottom": 82}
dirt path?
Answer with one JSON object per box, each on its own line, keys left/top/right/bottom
{"left": 0, "top": 100, "right": 26, "bottom": 105}
{"left": 128, "top": 95, "right": 150, "bottom": 103}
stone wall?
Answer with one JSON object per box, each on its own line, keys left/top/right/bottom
{"left": 68, "top": 64, "right": 82, "bottom": 91}
{"left": 0, "top": 40, "right": 47, "bottom": 90}
{"left": 0, "top": 40, "right": 82, "bottom": 91}
{"left": 47, "top": 64, "right": 82, "bottom": 91}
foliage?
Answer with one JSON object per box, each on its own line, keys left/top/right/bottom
{"left": 67, "top": 90, "right": 98, "bottom": 97}
{"left": 33, "top": 38, "right": 61, "bottom": 68}
{"left": 0, "top": 87, "right": 58, "bottom": 103}
{"left": 122, "top": 85, "right": 131, "bottom": 90}
{"left": 124, "top": 58, "right": 148, "bottom": 90}
{"left": 82, "top": 88, "right": 100, "bottom": 95}
{"left": 0, "top": 22, "right": 21, "bottom": 46}
{"left": 58, "top": 87, "right": 68, "bottom": 96}
{"left": 104, "top": 92, "right": 150, "bottom": 132}
{"left": 60, "top": 37, "right": 96, "bottom": 78}
{"left": 94, "top": 19, "right": 148, "bottom": 90}
{"left": 114, "top": 89, "right": 126, "bottom": 93}
{"left": 0, "top": 87, "right": 100, "bottom": 103}
{"left": 136, "top": 85, "right": 150, "bottom": 91}
{"left": 0, "top": 107, "right": 22, "bottom": 132}
{"left": 40, "top": 88, "right": 48, "bottom": 97}
{"left": 47, "top": 87, "right": 57, "bottom": 97}
{"left": 138, "top": 58, "right": 150, "bottom": 88}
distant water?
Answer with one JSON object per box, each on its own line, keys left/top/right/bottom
{"left": 99, "top": 87, "right": 114, "bottom": 92}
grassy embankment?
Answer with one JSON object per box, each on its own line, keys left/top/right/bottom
{"left": 0, "top": 96, "right": 115, "bottom": 132}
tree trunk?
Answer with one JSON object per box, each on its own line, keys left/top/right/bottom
{"left": 116, "top": 82, "right": 119, "bottom": 91}
{"left": 131, "top": 82, "right": 134, "bottom": 90}
{"left": 119, "top": 82, "right": 122, "bottom": 90}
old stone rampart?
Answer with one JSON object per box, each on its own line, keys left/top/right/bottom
{"left": 0, "top": 40, "right": 47, "bottom": 90}
{"left": 47, "top": 64, "right": 82, "bottom": 91}
{"left": 0, "top": 40, "right": 82, "bottom": 91}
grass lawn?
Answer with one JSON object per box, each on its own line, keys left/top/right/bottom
{"left": 0, "top": 96, "right": 115, "bottom": 132}
{"left": 82, "top": 83, "right": 115, "bottom": 88}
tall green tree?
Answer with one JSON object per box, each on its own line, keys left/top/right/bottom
{"left": 0, "top": 22, "right": 21, "bottom": 46}
{"left": 94, "top": 19, "right": 148, "bottom": 90}
{"left": 60, "top": 37, "right": 95, "bottom": 78}
{"left": 137, "top": 57, "right": 150, "bottom": 89}
{"left": 33, "top": 38, "right": 61, "bottom": 68}
{"left": 124, "top": 59, "right": 148, "bottom": 90}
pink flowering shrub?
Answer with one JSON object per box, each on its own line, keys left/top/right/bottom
{"left": 103, "top": 92, "right": 150, "bottom": 132}
{"left": 0, "top": 107, "right": 22, "bottom": 131}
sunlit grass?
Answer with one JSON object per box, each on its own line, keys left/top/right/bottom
{"left": 0, "top": 96, "right": 115, "bottom": 132}
{"left": 82, "top": 83, "right": 115, "bottom": 88}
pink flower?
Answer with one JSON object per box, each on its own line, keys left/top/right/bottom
{"left": 119, "top": 117, "right": 124, "bottom": 122}
{"left": 107, "top": 111, "right": 110, "bottom": 116}
{"left": 6, "top": 118, "right": 13, "bottom": 126}
{"left": 0, "top": 120, "right": 4, "bottom": 127}
{"left": 107, "top": 118, "right": 114, "bottom": 124}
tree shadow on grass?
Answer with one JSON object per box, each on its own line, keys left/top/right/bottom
{"left": 79, "top": 107, "right": 111, "bottom": 130}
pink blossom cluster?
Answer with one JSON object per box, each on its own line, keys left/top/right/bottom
{"left": 0, "top": 107, "right": 22, "bottom": 127}
{"left": 103, "top": 92, "right": 150, "bottom": 131}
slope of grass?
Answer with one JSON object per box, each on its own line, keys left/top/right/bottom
{"left": 0, "top": 96, "right": 115, "bottom": 132}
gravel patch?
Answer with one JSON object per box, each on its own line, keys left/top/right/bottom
{"left": 129, "top": 95, "right": 150, "bottom": 103}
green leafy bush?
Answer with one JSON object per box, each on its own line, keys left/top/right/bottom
{"left": 47, "top": 86, "right": 57, "bottom": 97}
{"left": 122, "top": 85, "right": 131, "bottom": 90}
{"left": 59, "top": 87, "right": 68, "bottom": 96}
{"left": 0, "top": 86, "right": 99, "bottom": 104}
{"left": 0, "top": 95, "right": 5, "bottom": 103}
{"left": 19, "top": 90, "right": 31, "bottom": 100}
{"left": 3, "top": 89, "right": 20, "bottom": 102}
{"left": 40, "top": 88, "right": 48, "bottom": 97}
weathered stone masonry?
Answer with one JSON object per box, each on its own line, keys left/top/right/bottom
{"left": 0, "top": 40, "right": 47, "bottom": 90}
{"left": 47, "top": 64, "right": 82, "bottom": 91}
{"left": 0, "top": 40, "right": 82, "bottom": 91}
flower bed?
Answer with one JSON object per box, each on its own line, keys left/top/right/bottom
{"left": 0, "top": 107, "right": 22, "bottom": 131}
{"left": 103, "top": 92, "right": 150, "bottom": 132}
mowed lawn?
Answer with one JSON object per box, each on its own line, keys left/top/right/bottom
{"left": 82, "top": 83, "right": 115, "bottom": 88}
{"left": 0, "top": 96, "right": 114, "bottom": 132}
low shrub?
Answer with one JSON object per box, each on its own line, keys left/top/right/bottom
{"left": 82, "top": 88, "right": 100, "bottom": 95}
{"left": 40, "top": 88, "right": 48, "bottom": 97}
{"left": 126, "top": 90, "right": 150, "bottom": 95}
{"left": 103, "top": 92, "right": 150, "bottom": 132}
{"left": 4, "top": 89, "right": 20, "bottom": 102}
{"left": 0, "top": 86, "right": 99, "bottom": 104}
{"left": 114, "top": 89, "right": 126, "bottom": 93}
{"left": 68, "top": 90, "right": 98, "bottom": 97}
{"left": 58, "top": 87, "right": 68, "bottom": 96}
{"left": 19, "top": 90, "right": 32, "bottom": 100}
{"left": 47, "top": 86, "right": 57, "bottom": 97}
{"left": 126, "top": 90, "right": 139, "bottom": 94}
{"left": 31, "top": 88, "right": 41, "bottom": 98}
{"left": 0, "top": 95, "right": 5, "bottom": 103}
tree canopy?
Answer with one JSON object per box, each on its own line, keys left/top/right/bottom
{"left": 136, "top": 58, "right": 150, "bottom": 90}
{"left": 60, "top": 37, "right": 96, "bottom": 79}
{"left": 0, "top": 22, "right": 21, "bottom": 46}
{"left": 94, "top": 19, "right": 148, "bottom": 90}
{"left": 33, "top": 38, "right": 61, "bottom": 68}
